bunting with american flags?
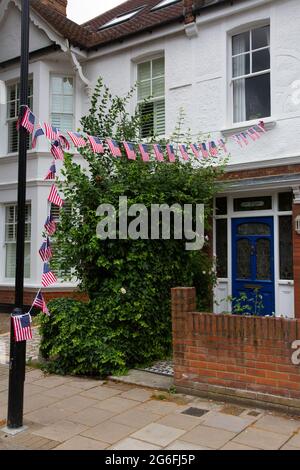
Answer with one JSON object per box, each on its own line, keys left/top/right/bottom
{"left": 44, "top": 215, "right": 56, "bottom": 236}
{"left": 88, "top": 135, "right": 104, "bottom": 154}
{"left": 123, "top": 141, "right": 136, "bottom": 160}
{"left": 44, "top": 162, "right": 56, "bottom": 181}
{"left": 12, "top": 313, "right": 33, "bottom": 342}
{"left": 39, "top": 238, "right": 52, "bottom": 262}
{"left": 33, "top": 291, "right": 50, "bottom": 316}
{"left": 67, "top": 131, "right": 86, "bottom": 148}
{"left": 42, "top": 263, "right": 57, "bottom": 287}
{"left": 32, "top": 124, "right": 45, "bottom": 149}
{"left": 48, "top": 185, "right": 64, "bottom": 208}
{"left": 166, "top": 144, "right": 176, "bottom": 163}
{"left": 107, "top": 139, "right": 122, "bottom": 157}
{"left": 44, "top": 123, "right": 59, "bottom": 141}
{"left": 20, "top": 106, "right": 35, "bottom": 134}
{"left": 138, "top": 143, "right": 150, "bottom": 162}
{"left": 153, "top": 144, "right": 164, "bottom": 162}
{"left": 179, "top": 144, "right": 189, "bottom": 161}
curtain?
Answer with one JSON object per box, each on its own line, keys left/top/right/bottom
{"left": 233, "top": 35, "right": 247, "bottom": 123}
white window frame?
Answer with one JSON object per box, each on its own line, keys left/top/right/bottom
{"left": 50, "top": 74, "right": 75, "bottom": 133}
{"left": 6, "top": 79, "right": 33, "bottom": 154}
{"left": 136, "top": 56, "right": 165, "bottom": 137}
{"left": 4, "top": 203, "right": 31, "bottom": 280}
{"left": 229, "top": 23, "right": 271, "bottom": 125}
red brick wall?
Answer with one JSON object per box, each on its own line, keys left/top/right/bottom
{"left": 172, "top": 287, "right": 300, "bottom": 404}
{"left": 0, "top": 289, "right": 88, "bottom": 309}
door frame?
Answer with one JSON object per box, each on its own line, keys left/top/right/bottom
{"left": 231, "top": 215, "right": 275, "bottom": 315}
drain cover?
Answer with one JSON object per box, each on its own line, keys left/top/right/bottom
{"left": 181, "top": 407, "right": 209, "bottom": 417}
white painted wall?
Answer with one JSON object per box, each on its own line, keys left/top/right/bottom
{"left": 0, "top": 2, "right": 52, "bottom": 63}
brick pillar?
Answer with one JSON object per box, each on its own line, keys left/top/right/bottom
{"left": 183, "top": 0, "right": 195, "bottom": 24}
{"left": 293, "top": 194, "right": 300, "bottom": 318}
{"left": 171, "top": 287, "right": 196, "bottom": 338}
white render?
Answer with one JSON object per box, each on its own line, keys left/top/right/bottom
{"left": 0, "top": 0, "right": 299, "bottom": 315}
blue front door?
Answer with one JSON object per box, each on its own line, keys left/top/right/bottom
{"left": 232, "top": 217, "right": 275, "bottom": 316}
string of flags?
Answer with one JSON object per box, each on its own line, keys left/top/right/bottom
{"left": 20, "top": 106, "right": 268, "bottom": 167}
{"left": 12, "top": 105, "right": 269, "bottom": 342}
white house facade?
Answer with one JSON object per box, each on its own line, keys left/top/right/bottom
{"left": 0, "top": 0, "right": 300, "bottom": 318}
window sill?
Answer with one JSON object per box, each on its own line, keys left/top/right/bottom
{"left": 221, "top": 118, "right": 276, "bottom": 137}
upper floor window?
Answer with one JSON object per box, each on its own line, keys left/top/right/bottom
{"left": 232, "top": 25, "right": 270, "bottom": 123}
{"left": 5, "top": 204, "right": 31, "bottom": 278}
{"left": 50, "top": 76, "right": 74, "bottom": 133}
{"left": 7, "top": 80, "right": 33, "bottom": 153}
{"left": 137, "top": 58, "right": 165, "bottom": 137}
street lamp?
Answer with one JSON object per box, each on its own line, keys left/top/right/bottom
{"left": 6, "top": 0, "right": 30, "bottom": 431}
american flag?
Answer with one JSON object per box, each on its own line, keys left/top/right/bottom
{"left": 123, "top": 141, "right": 136, "bottom": 160}
{"left": 33, "top": 291, "right": 50, "bottom": 316}
{"left": 240, "top": 133, "right": 249, "bottom": 145}
{"left": 179, "top": 144, "right": 189, "bottom": 161}
{"left": 32, "top": 124, "right": 45, "bottom": 149}
{"left": 166, "top": 144, "right": 176, "bottom": 163}
{"left": 248, "top": 128, "right": 260, "bottom": 141}
{"left": 233, "top": 135, "right": 243, "bottom": 148}
{"left": 39, "top": 238, "right": 52, "bottom": 262}
{"left": 257, "top": 120, "right": 266, "bottom": 133}
{"left": 190, "top": 144, "right": 200, "bottom": 158}
{"left": 88, "top": 135, "right": 104, "bottom": 154}
{"left": 44, "top": 123, "right": 59, "bottom": 141}
{"left": 48, "top": 184, "right": 64, "bottom": 208}
{"left": 12, "top": 313, "right": 32, "bottom": 342}
{"left": 107, "top": 139, "right": 122, "bottom": 157}
{"left": 42, "top": 263, "right": 57, "bottom": 287}
{"left": 67, "top": 131, "right": 86, "bottom": 148}
{"left": 138, "top": 143, "right": 150, "bottom": 162}
{"left": 218, "top": 138, "right": 228, "bottom": 153}
{"left": 44, "top": 215, "right": 56, "bottom": 236}
{"left": 208, "top": 141, "right": 218, "bottom": 157}
{"left": 20, "top": 107, "right": 35, "bottom": 134}
{"left": 51, "top": 141, "right": 64, "bottom": 160}
{"left": 153, "top": 144, "right": 164, "bottom": 162}
{"left": 58, "top": 132, "right": 70, "bottom": 150}
{"left": 200, "top": 143, "right": 209, "bottom": 158}
{"left": 44, "top": 162, "right": 56, "bottom": 181}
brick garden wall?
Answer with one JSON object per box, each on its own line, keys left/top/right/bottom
{"left": 172, "top": 287, "right": 300, "bottom": 411}
{"left": 0, "top": 288, "right": 88, "bottom": 311}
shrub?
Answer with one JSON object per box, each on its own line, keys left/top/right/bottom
{"left": 40, "top": 78, "right": 225, "bottom": 376}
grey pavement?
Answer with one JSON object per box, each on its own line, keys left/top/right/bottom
{"left": 1, "top": 364, "right": 300, "bottom": 450}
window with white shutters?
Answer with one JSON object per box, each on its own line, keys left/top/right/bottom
{"left": 50, "top": 76, "right": 74, "bottom": 132}
{"left": 7, "top": 81, "right": 33, "bottom": 153}
{"left": 5, "top": 204, "right": 31, "bottom": 278}
{"left": 137, "top": 58, "right": 165, "bottom": 137}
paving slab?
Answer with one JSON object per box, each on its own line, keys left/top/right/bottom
{"left": 70, "top": 407, "right": 115, "bottom": 427}
{"left": 136, "top": 400, "right": 182, "bottom": 416}
{"left": 166, "top": 440, "right": 211, "bottom": 450}
{"left": 221, "top": 442, "right": 259, "bottom": 450}
{"left": 111, "top": 409, "right": 161, "bottom": 429}
{"left": 32, "top": 376, "right": 69, "bottom": 389}
{"left": 200, "top": 412, "right": 253, "bottom": 433}
{"left": 120, "top": 388, "right": 153, "bottom": 402}
{"left": 81, "top": 420, "right": 135, "bottom": 444}
{"left": 284, "top": 432, "right": 300, "bottom": 448}
{"left": 233, "top": 427, "right": 290, "bottom": 450}
{"left": 53, "top": 395, "right": 99, "bottom": 412}
{"left": 180, "top": 424, "right": 235, "bottom": 449}
{"left": 253, "top": 414, "right": 300, "bottom": 436}
{"left": 95, "top": 396, "right": 139, "bottom": 414}
{"left": 111, "top": 437, "right": 162, "bottom": 450}
{"left": 80, "top": 386, "right": 122, "bottom": 400}
{"left": 131, "top": 423, "right": 186, "bottom": 447}
{"left": 157, "top": 412, "right": 203, "bottom": 431}
{"left": 43, "top": 384, "right": 80, "bottom": 400}
{"left": 54, "top": 435, "right": 109, "bottom": 450}
{"left": 24, "top": 404, "right": 74, "bottom": 425}
{"left": 32, "top": 420, "right": 88, "bottom": 442}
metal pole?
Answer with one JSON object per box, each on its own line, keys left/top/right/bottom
{"left": 7, "top": 0, "right": 30, "bottom": 429}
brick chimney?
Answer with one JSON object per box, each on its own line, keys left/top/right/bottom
{"left": 183, "top": 0, "right": 195, "bottom": 24}
{"left": 40, "top": 0, "right": 68, "bottom": 16}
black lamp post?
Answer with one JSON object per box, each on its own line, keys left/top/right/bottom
{"left": 7, "top": 0, "right": 30, "bottom": 430}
